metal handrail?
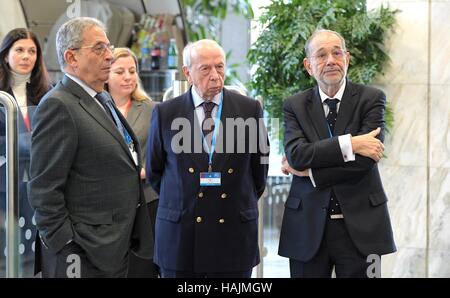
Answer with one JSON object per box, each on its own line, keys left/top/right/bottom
{"left": 0, "top": 91, "right": 19, "bottom": 278}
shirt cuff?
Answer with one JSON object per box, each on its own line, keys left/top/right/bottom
{"left": 308, "top": 168, "right": 316, "bottom": 188}
{"left": 338, "top": 134, "right": 355, "bottom": 162}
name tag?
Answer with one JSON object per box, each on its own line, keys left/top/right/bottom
{"left": 200, "top": 172, "right": 221, "bottom": 186}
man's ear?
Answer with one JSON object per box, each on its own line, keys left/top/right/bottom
{"left": 182, "top": 65, "right": 193, "bottom": 85}
{"left": 64, "top": 49, "right": 77, "bottom": 67}
{"left": 303, "top": 57, "right": 313, "bottom": 76}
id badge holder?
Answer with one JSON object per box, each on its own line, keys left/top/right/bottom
{"left": 200, "top": 172, "right": 221, "bottom": 186}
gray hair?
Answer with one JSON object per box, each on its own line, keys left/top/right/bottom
{"left": 304, "top": 29, "right": 346, "bottom": 57}
{"left": 56, "top": 17, "right": 106, "bottom": 71}
{"left": 182, "top": 39, "right": 226, "bottom": 69}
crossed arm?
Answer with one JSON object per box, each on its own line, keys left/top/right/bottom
{"left": 282, "top": 92, "right": 386, "bottom": 188}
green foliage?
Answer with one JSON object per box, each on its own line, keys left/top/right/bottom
{"left": 181, "top": 0, "right": 254, "bottom": 84}
{"left": 247, "top": 0, "right": 398, "bottom": 144}
{"left": 181, "top": 0, "right": 254, "bottom": 41}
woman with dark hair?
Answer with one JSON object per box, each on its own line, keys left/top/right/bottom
{"left": 0, "top": 28, "right": 51, "bottom": 277}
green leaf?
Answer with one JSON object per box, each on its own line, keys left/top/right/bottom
{"left": 247, "top": 0, "right": 398, "bottom": 145}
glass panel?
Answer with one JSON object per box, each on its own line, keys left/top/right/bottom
{"left": 262, "top": 175, "right": 291, "bottom": 277}
{"left": 0, "top": 105, "right": 5, "bottom": 277}
{"left": 17, "top": 105, "right": 37, "bottom": 277}
{"left": 260, "top": 131, "right": 291, "bottom": 277}
{"left": 0, "top": 105, "right": 37, "bottom": 277}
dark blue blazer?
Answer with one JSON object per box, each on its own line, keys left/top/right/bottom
{"left": 278, "top": 80, "right": 396, "bottom": 262}
{"left": 146, "top": 87, "right": 269, "bottom": 272}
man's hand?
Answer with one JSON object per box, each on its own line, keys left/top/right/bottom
{"left": 281, "top": 156, "right": 309, "bottom": 177}
{"left": 351, "top": 127, "right": 385, "bottom": 162}
{"left": 140, "top": 168, "right": 146, "bottom": 180}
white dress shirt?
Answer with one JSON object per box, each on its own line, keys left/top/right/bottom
{"left": 191, "top": 86, "right": 222, "bottom": 152}
{"left": 308, "top": 80, "right": 355, "bottom": 187}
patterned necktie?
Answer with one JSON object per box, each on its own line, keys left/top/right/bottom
{"left": 324, "top": 98, "right": 343, "bottom": 218}
{"left": 95, "top": 92, "right": 127, "bottom": 142}
{"left": 201, "top": 101, "right": 216, "bottom": 136}
{"left": 325, "top": 98, "right": 339, "bottom": 135}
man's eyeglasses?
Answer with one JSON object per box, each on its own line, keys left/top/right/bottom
{"left": 71, "top": 43, "right": 114, "bottom": 56}
{"left": 309, "top": 49, "right": 347, "bottom": 63}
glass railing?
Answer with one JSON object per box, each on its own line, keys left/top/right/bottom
{"left": 0, "top": 97, "right": 37, "bottom": 277}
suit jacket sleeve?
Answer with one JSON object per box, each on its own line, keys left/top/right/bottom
{"left": 28, "top": 96, "right": 76, "bottom": 252}
{"left": 284, "top": 98, "right": 345, "bottom": 171}
{"left": 146, "top": 104, "right": 165, "bottom": 194}
{"left": 252, "top": 100, "right": 269, "bottom": 198}
{"left": 312, "top": 90, "right": 387, "bottom": 188}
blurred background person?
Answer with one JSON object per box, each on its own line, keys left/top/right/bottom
{"left": 0, "top": 28, "right": 51, "bottom": 276}
{"left": 106, "top": 47, "right": 158, "bottom": 278}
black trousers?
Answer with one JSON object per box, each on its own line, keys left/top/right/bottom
{"left": 160, "top": 268, "right": 253, "bottom": 278}
{"left": 127, "top": 199, "right": 159, "bottom": 278}
{"left": 289, "top": 217, "right": 371, "bottom": 278}
{"left": 40, "top": 241, "right": 128, "bottom": 278}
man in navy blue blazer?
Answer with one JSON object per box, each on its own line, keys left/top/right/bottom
{"left": 279, "top": 30, "right": 396, "bottom": 278}
{"left": 147, "top": 39, "right": 269, "bottom": 278}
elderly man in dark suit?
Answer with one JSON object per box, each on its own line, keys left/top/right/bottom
{"left": 278, "top": 29, "right": 396, "bottom": 278}
{"left": 147, "top": 39, "right": 269, "bottom": 278}
{"left": 28, "top": 17, "right": 152, "bottom": 278}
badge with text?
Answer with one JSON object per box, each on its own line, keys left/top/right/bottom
{"left": 200, "top": 172, "right": 221, "bottom": 186}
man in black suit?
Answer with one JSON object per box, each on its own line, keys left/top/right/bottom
{"left": 28, "top": 17, "right": 152, "bottom": 278}
{"left": 278, "top": 29, "right": 396, "bottom": 278}
{"left": 147, "top": 39, "right": 269, "bottom": 278}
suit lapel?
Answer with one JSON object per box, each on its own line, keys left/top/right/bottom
{"left": 306, "top": 87, "right": 330, "bottom": 140}
{"left": 334, "top": 81, "right": 358, "bottom": 136}
{"left": 62, "top": 76, "right": 135, "bottom": 163}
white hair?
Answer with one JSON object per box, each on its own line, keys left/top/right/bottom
{"left": 182, "top": 39, "right": 226, "bottom": 69}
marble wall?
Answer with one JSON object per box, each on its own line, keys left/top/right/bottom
{"left": 368, "top": 0, "right": 450, "bottom": 277}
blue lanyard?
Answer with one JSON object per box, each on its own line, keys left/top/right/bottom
{"left": 202, "top": 92, "right": 223, "bottom": 172}
{"left": 326, "top": 123, "right": 333, "bottom": 138}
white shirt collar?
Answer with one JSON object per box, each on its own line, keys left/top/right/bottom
{"left": 65, "top": 73, "right": 99, "bottom": 98}
{"left": 319, "top": 79, "right": 346, "bottom": 103}
{"left": 191, "top": 86, "right": 222, "bottom": 108}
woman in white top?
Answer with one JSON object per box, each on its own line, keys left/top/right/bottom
{"left": 0, "top": 28, "right": 51, "bottom": 277}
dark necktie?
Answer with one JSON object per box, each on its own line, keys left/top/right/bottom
{"left": 325, "top": 98, "right": 339, "bottom": 135}
{"left": 201, "top": 101, "right": 216, "bottom": 137}
{"left": 95, "top": 92, "right": 127, "bottom": 142}
{"left": 324, "top": 98, "right": 343, "bottom": 218}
